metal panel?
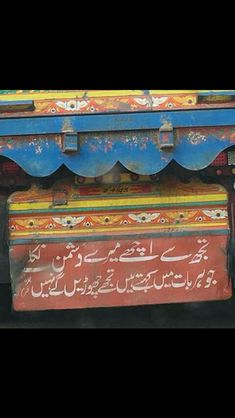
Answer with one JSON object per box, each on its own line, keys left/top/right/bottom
{"left": 1, "top": 124, "right": 235, "bottom": 176}
{"left": 10, "top": 234, "right": 231, "bottom": 311}
{"left": 8, "top": 177, "right": 231, "bottom": 311}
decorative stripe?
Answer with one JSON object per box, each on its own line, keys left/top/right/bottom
{"left": 9, "top": 193, "right": 227, "bottom": 212}
{"left": 9, "top": 228, "right": 230, "bottom": 246}
{"left": 0, "top": 90, "right": 146, "bottom": 100}
{"left": 9, "top": 221, "right": 229, "bottom": 238}
{"left": 9, "top": 200, "right": 228, "bottom": 215}
{"left": 0, "top": 90, "right": 221, "bottom": 101}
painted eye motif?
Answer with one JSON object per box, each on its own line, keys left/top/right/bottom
{"left": 203, "top": 210, "right": 227, "bottom": 219}
{"left": 160, "top": 218, "right": 167, "bottom": 224}
{"left": 195, "top": 216, "right": 206, "bottom": 222}
{"left": 85, "top": 222, "right": 91, "bottom": 228}
{"left": 46, "top": 223, "right": 55, "bottom": 230}
{"left": 167, "top": 102, "right": 174, "bottom": 108}
{"left": 10, "top": 225, "right": 16, "bottom": 231}
{"left": 51, "top": 108, "right": 56, "bottom": 114}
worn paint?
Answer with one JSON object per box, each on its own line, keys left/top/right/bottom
{"left": 10, "top": 233, "right": 231, "bottom": 311}
{"left": 1, "top": 90, "right": 235, "bottom": 118}
{"left": 2, "top": 125, "right": 235, "bottom": 176}
{"left": 8, "top": 177, "right": 232, "bottom": 311}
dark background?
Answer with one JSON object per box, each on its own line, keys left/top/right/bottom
{"left": 1, "top": 282, "right": 235, "bottom": 328}
{"left": 1, "top": 40, "right": 235, "bottom": 329}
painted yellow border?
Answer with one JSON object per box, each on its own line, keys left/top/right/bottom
{"left": 9, "top": 221, "right": 229, "bottom": 238}
{"left": 0, "top": 90, "right": 232, "bottom": 102}
{"left": 9, "top": 193, "right": 228, "bottom": 212}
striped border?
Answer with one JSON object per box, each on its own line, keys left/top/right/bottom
{"left": 9, "top": 228, "right": 230, "bottom": 246}
{"left": 0, "top": 90, "right": 232, "bottom": 101}
{"left": 8, "top": 194, "right": 228, "bottom": 213}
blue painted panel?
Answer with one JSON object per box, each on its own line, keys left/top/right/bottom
{"left": 1, "top": 109, "right": 235, "bottom": 176}
{"left": 1, "top": 108, "right": 235, "bottom": 137}
{"left": 0, "top": 138, "right": 63, "bottom": 177}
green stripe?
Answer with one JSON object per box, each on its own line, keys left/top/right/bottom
{"left": 9, "top": 229, "right": 229, "bottom": 246}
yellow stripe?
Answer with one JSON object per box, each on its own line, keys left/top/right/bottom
{"left": 9, "top": 222, "right": 229, "bottom": 238}
{"left": 9, "top": 193, "right": 228, "bottom": 212}
{"left": 149, "top": 90, "right": 232, "bottom": 95}
{"left": 0, "top": 90, "right": 146, "bottom": 101}
{"left": 1, "top": 90, "right": 233, "bottom": 102}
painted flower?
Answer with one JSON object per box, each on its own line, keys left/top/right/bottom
{"left": 188, "top": 132, "right": 206, "bottom": 145}
{"left": 134, "top": 98, "right": 150, "bottom": 107}
{"left": 52, "top": 216, "right": 85, "bottom": 227}
{"left": 56, "top": 100, "right": 88, "bottom": 111}
{"left": 128, "top": 213, "right": 160, "bottom": 223}
{"left": 152, "top": 97, "right": 168, "bottom": 107}
{"left": 202, "top": 209, "right": 228, "bottom": 219}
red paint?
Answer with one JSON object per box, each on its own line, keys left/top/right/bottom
{"left": 11, "top": 234, "right": 231, "bottom": 311}
{"left": 211, "top": 152, "right": 227, "bottom": 166}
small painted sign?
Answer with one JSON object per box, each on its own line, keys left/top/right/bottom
{"left": 10, "top": 234, "right": 231, "bottom": 311}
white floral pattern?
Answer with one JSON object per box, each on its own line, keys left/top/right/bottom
{"left": 56, "top": 100, "right": 89, "bottom": 112}
{"left": 128, "top": 213, "right": 160, "bottom": 223}
{"left": 152, "top": 97, "right": 168, "bottom": 107}
{"left": 202, "top": 210, "right": 228, "bottom": 219}
{"left": 52, "top": 216, "right": 85, "bottom": 227}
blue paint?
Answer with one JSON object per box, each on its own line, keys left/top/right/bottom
{"left": 198, "top": 91, "right": 235, "bottom": 96}
{"left": 1, "top": 108, "right": 235, "bottom": 136}
{"left": 63, "top": 133, "right": 78, "bottom": 152}
{"left": 1, "top": 108, "right": 235, "bottom": 176}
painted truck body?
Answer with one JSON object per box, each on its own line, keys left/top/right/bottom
{"left": 1, "top": 90, "right": 235, "bottom": 311}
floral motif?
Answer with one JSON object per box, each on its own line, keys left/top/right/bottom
{"left": 187, "top": 132, "right": 207, "bottom": 145}
{"left": 133, "top": 98, "right": 151, "bottom": 107}
{"left": 56, "top": 100, "right": 89, "bottom": 112}
{"left": 90, "top": 215, "right": 123, "bottom": 225}
{"left": 52, "top": 216, "right": 85, "bottom": 227}
{"left": 8, "top": 206, "right": 229, "bottom": 239}
{"left": 128, "top": 213, "right": 160, "bottom": 223}
{"left": 202, "top": 210, "right": 228, "bottom": 219}
{"left": 151, "top": 97, "right": 168, "bottom": 107}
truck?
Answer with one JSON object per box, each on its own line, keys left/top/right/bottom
{"left": 1, "top": 89, "right": 235, "bottom": 311}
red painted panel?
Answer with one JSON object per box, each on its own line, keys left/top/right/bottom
{"left": 10, "top": 234, "right": 231, "bottom": 311}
